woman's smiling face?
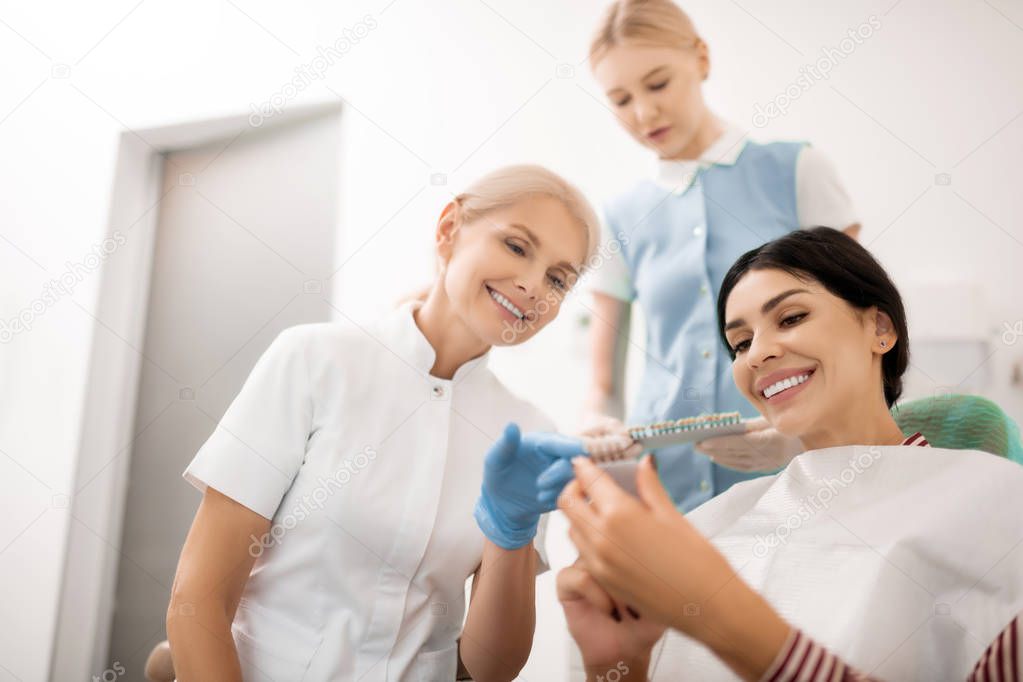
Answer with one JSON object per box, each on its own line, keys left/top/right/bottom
{"left": 723, "top": 268, "right": 896, "bottom": 440}
{"left": 439, "top": 195, "right": 588, "bottom": 346}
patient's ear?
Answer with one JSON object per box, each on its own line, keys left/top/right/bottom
{"left": 873, "top": 309, "right": 897, "bottom": 353}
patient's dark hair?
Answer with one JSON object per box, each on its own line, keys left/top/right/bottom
{"left": 717, "top": 227, "right": 909, "bottom": 407}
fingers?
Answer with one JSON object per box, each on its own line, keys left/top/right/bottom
{"left": 558, "top": 562, "right": 636, "bottom": 624}
{"left": 534, "top": 432, "right": 588, "bottom": 460}
{"left": 703, "top": 451, "right": 757, "bottom": 472}
{"left": 558, "top": 480, "right": 586, "bottom": 521}
{"left": 558, "top": 479, "right": 595, "bottom": 526}
{"left": 744, "top": 416, "right": 771, "bottom": 432}
{"left": 611, "top": 597, "right": 643, "bottom": 622}
{"left": 635, "top": 455, "right": 675, "bottom": 510}
{"left": 487, "top": 422, "right": 521, "bottom": 470}
{"left": 577, "top": 415, "right": 629, "bottom": 439}
{"left": 693, "top": 433, "right": 748, "bottom": 456}
{"left": 556, "top": 565, "right": 614, "bottom": 614}
{"left": 536, "top": 489, "right": 561, "bottom": 511}
{"left": 624, "top": 441, "right": 645, "bottom": 459}
{"left": 537, "top": 458, "right": 574, "bottom": 489}
{"left": 581, "top": 434, "right": 632, "bottom": 459}
{"left": 571, "top": 457, "right": 630, "bottom": 513}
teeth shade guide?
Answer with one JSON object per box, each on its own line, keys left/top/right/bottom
{"left": 629, "top": 411, "right": 743, "bottom": 441}
{"left": 586, "top": 411, "right": 748, "bottom": 464}
{"left": 583, "top": 412, "right": 747, "bottom": 497}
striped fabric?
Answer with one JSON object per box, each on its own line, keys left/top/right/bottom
{"left": 762, "top": 616, "right": 1020, "bottom": 682}
{"left": 760, "top": 431, "right": 1021, "bottom": 682}
{"left": 761, "top": 628, "right": 872, "bottom": 682}
{"left": 901, "top": 431, "right": 930, "bottom": 447}
{"left": 968, "top": 618, "right": 1020, "bottom": 682}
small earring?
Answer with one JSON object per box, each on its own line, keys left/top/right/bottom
{"left": 880, "top": 340, "right": 887, "bottom": 348}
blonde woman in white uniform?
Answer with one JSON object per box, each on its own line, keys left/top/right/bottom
{"left": 166, "top": 165, "right": 600, "bottom": 681}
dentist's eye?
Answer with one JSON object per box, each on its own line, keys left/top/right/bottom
{"left": 649, "top": 80, "right": 669, "bottom": 91}
{"left": 505, "top": 239, "right": 526, "bottom": 256}
{"left": 614, "top": 96, "right": 631, "bottom": 107}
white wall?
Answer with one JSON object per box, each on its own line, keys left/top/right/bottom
{"left": 2, "top": 0, "right": 1022, "bottom": 679}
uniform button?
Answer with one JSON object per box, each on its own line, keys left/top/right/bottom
{"left": 693, "top": 226, "right": 704, "bottom": 237}
{"left": 700, "top": 480, "right": 710, "bottom": 492}
{"left": 702, "top": 349, "right": 711, "bottom": 359}
{"left": 699, "top": 285, "right": 708, "bottom": 295}
{"left": 432, "top": 385, "right": 445, "bottom": 398}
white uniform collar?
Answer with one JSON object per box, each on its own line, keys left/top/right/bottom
{"left": 653, "top": 122, "right": 749, "bottom": 193}
{"left": 390, "top": 299, "right": 491, "bottom": 382}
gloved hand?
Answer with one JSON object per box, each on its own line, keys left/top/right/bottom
{"left": 536, "top": 416, "right": 642, "bottom": 509}
{"left": 474, "top": 423, "right": 586, "bottom": 550}
{"left": 693, "top": 416, "right": 804, "bottom": 472}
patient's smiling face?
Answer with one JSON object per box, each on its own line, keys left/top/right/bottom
{"left": 723, "top": 268, "right": 897, "bottom": 442}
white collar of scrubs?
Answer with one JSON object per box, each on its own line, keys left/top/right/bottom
{"left": 390, "top": 299, "right": 491, "bottom": 382}
{"left": 652, "top": 123, "right": 749, "bottom": 194}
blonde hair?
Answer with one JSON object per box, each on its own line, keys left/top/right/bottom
{"left": 396, "top": 164, "right": 601, "bottom": 307}
{"left": 589, "top": 0, "right": 700, "bottom": 66}
{"left": 454, "top": 164, "right": 601, "bottom": 269}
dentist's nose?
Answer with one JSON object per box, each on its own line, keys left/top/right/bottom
{"left": 515, "top": 280, "right": 538, "bottom": 300}
{"left": 514, "top": 269, "right": 543, "bottom": 300}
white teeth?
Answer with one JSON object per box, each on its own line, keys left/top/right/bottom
{"left": 489, "top": 288, "right": 524, "bottom": 319}
{"left": 762, "top": 373, "right": 811, "bottom": 399}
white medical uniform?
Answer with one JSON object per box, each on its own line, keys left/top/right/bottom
{"left": 184, "top": 300, "right": 553, "bottom": 681}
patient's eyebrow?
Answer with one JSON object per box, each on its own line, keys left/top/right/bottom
{"left": 723, "top": 288, "right": 809, "bottom": 332}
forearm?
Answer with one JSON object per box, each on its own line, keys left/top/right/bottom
{"left": 684, "top": 579, "right": 790, "bottom": 681}
{"left": 166, "top": 597, "right": 243, "bottom": 682}
{"left": 585, "top": 295, "right": 630, "bottom": 421}
{"left": 460, "top": 540, "right": 538, "bottom": 681}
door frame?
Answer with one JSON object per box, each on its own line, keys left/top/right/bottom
{"left": 49, "top": 100, "right": 343, "bottom": 679}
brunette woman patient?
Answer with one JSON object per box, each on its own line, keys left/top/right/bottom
{"left": 543, "top": 228, "right": 1023, "bottom": 681}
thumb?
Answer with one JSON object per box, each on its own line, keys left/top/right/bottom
{"left": 743, "top": 416, "right": 771, "bottom": 433}
{"left": 636, "top": 455, "right": 674, "bottom": 510}
{"left": 487, "top": 422, "right": 521, "bottom": 471}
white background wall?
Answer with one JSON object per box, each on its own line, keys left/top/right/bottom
{"left": 1, "top": 0, "right": 1022, "bottom": 680}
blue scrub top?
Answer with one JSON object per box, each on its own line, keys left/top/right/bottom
{"left": 603, "top": 139, "right": 804, "bottom": 511}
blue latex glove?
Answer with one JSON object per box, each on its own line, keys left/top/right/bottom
{"left": 536, "top": 426, "right": 642, "bottom": 506}
{"left": 535, "top": 458, "right": 579, "bottom": 509}
{"left": 474, "top": 423, "right": 585, "bottom": 550}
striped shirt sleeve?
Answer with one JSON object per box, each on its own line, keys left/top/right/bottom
{"left": 765, "top": 601, "right": 1018, "bottom": 678}
{"left": 760, "top": 629, "right": 874, "bottom": 682}
{"left": 968, "top": 616, "right": 1020, "bottom": 682}
{"left": 759, "top": 607, "right": 1021, "bottom": 681}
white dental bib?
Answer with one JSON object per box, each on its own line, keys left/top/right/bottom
{"left": 648, "top": 445, "right": 1023, "bottom": 681}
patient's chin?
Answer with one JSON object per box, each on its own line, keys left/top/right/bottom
{"left": 770, "top": 415, "right": 803, "bottom": 440}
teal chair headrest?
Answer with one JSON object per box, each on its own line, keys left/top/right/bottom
{"left": 891, "top": 394, "right": 1023, "bottom": 464}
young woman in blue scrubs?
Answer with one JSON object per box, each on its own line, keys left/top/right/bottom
{"left": 582, "top": 0, "right": 861, "bottom": 510}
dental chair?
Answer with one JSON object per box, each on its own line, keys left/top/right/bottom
{"left": 892, "top": 393, "right": 1023, "bottom": 463}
